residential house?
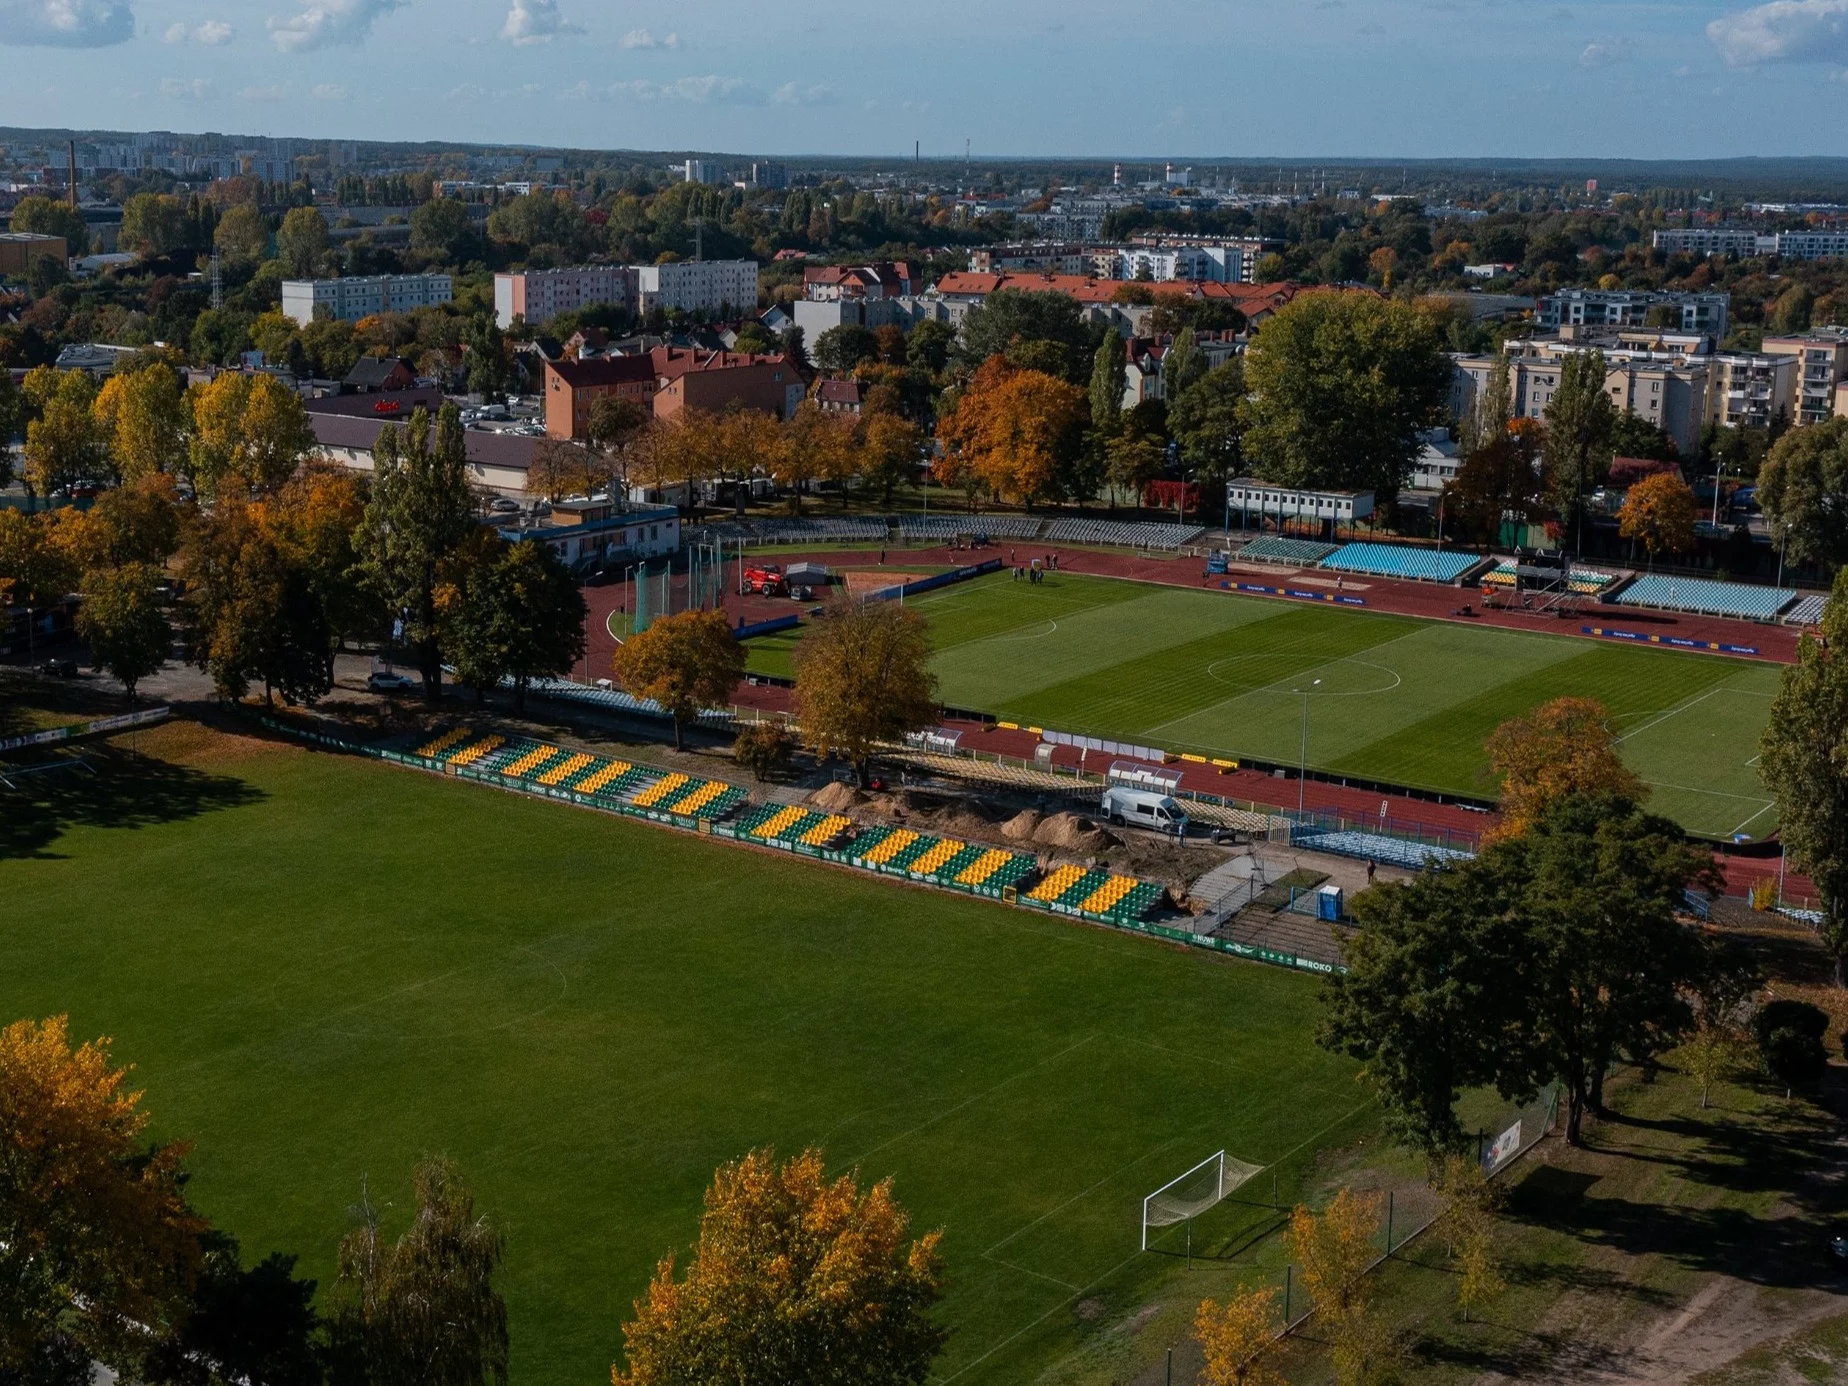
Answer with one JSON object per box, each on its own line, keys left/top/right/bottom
{"left": 343, "top": 356, "right": 417, "bottom": 393}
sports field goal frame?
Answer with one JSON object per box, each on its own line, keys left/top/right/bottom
{"left": 1140, "top": 1149, "right": 1265, "bottom": 1252}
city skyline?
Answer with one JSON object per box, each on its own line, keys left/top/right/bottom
{"left": 2, "top": 0, "right": 1848, "bottom": 160}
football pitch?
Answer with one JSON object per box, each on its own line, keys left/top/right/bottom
{"left": 0, "top": 723, "right": 1369, "bottom": 1386}
{"left": 747, "top": 571, "right": 1783, "bottom": 839}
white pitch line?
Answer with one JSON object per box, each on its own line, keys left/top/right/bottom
{"left": 1641, "top": 779, "right": 1775, "bottom": 803}
{"left": 1615, "top": 686, "right": 1725, "bottom": 745}
{"left": 983, "top": 1140, "right": 1181, "bottom": 1257}
{"left": 1729, "top": 801, "right": 1778, "bottom": 837}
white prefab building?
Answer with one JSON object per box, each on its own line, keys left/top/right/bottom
{"left": 1227, "top": 480, "right": 1375, "bottom": 523}
{"left": 494, "top": 266, "right": 636, "bottom": 329}
{"left": 281, "top": 273, "right": 453, "bottom": 326}
{"left": 635, "top": 260, "right": 759, "bottom": 315}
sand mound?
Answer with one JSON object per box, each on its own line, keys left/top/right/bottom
{"left": 1032, "top": 812, "right": 1119, "bottom": 855}
{"left": 808, "top": 780, "right": 863, "bottom": 813}
{"left": 1002, "top": 809, "right": 1043, "bottom": 841}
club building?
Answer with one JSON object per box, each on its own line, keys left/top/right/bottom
{"left": 1226, "top": 480, "right": 1375, "bottom": 531}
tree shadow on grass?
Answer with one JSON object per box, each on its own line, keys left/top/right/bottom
{"left": 1410, "top": 1320, "right": 1633, "bottom": 1380}
{"left": 0, "top": 743, "right": 265, "bottom": 861}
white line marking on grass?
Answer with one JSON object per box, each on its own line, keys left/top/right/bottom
{"left": 1615, "top": 686, "right": 1725, "bottom": 744}
{"left": 933, "top": 1094, "right": 1378, "bottom": 1386}
{"left": 1729, "top": 802, "right": 1778, "bottom": 837}
{"left": 982, "top": 1255, "right": 1080, "bottom": 1293}
{"left": 983, "top": 1140, "right": 1181, "bottom": 1256}
{"left": 1144, "top": 628, "right": 1425, "bottom": 739}
{"left": 844, "top": 1035, "right": 1099, "bottom": 1167}
{"left": 1642, "top": 780, "right": 1776, "bottom": 803}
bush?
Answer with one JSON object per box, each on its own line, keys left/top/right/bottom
{"left": 1753, "top": 999, "right": 1829, "bottom": 1091}
{"left": 734, "top": 720, "right": 794, "bottom": 782}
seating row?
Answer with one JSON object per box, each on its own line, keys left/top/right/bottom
{"left": 1044, "top": 518, "right": 1205, "bottom": 551}
{"left": 1235, "top": 536, "right": 1338, "bottom": 566}
{"left": 1483, "top": 561, "right": 1613, "bottom": 595}
{"left": 1784, "top": 594, "right": 1828, "bottom": 626}
{"left": 413, "top": 731, "right": 744, "bottom": 819}
{"left": 1319, "top": 543, "right": 1479, "bottom": 583}
{"left": 1614, "top": 574, "right": 1797, "bottom": 622}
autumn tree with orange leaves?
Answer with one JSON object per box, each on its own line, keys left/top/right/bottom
{"left": 0, "top": 1016, "right": 205, "bottom": 1381}
{"left": 1195, "top": 1283, "right": 1286, "bottom": 1386}
{"left": 1617, "top": 470, "right": 1698, "bottom": 563}
{"left": 1286, "top": 1188, "right": 1395, "bottom": 1386}
{"left": 612, "top": 1147, "right": 946, "bottom": 1386}
{"left": 1484, "top": 695, "right": 1644, "bottom": 841}
{"left": 935, "top": 357, "right": 1087, "bottom": 506}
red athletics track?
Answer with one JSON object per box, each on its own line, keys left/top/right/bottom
{"left": 572, "top": 540, "right": 1812, "bottom": 896}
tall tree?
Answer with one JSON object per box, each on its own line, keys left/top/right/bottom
{"left": 1484, "top": 696, "right": 1643, "bottom": 842}
{"left": 956, "top": 288, "right": 1094, "bottom": 383}
{"left": 610, "top": 607, "right": 745, "bottom": 750}
{"left": 1434, "top": 1156, "right": 1504, "bottom": 1323}
{"left": 120, "top": 193, "right": 191, "bottom": 258}
{"left": 9, "top": 194, "right": 90, "bottom": 250}
{"left": 74, "top": 561, "right": 169, "bottom": 703}
{"left": 935, "top": 357, "right": 1087, "bottom": 507}
{"left": 1617, "top": 471, "right": 1698, "bottom": 563}
{"left": 1759, "top": 569, "right": 1848, "bottom": 984}
{"left": 443, "top": 536, "right": 587, "bottom": 714}
{"left": 812, "top": 324, "right": 880, "bottom": 375}
{"left": 21, "top": 367, "right": 105, "bottom": 497}
{"left": 329, "top": 1156, "right": 509, "bottom": 1386}
{"left": 859, "top": 409, "right": 924, "bottom": 506}
{"left": 613, "top": 1147, "right": 945, "bottom": 1386}
{"left": 1163, "top": 327, "right": 1207, "bottom": 399}
{"left": 1458, "top": 354, "right": 1511, "bottom": 457}
{"left": 188, "top": 372, "right": 316, "bottom": 497}
{"left": 93, "top": 361, "right": 189, "bottom": 482}
{"left": 769, "top": 403, "right": 855, "bottom": 515}
{"left": 276, "top": 207, "right": 330, "bottom": 278}
{"left": 1087, "top": 334, "right": 1125, "bottom": 436}
{"left": 410, "top": 197, "right": 478, "bottom": 263}
{"left": 1285, "top": 1189, "right": 1389, "bottom": 1386}
{"left": 1541, "top": 350, "right": 1616, "bottom": 553}
{"left": 359, "top": 405, "right": 476, "bottom": 701}
{"left": 1757, "top": 416, "right": 1848, "bottom": 574}
{"left": 793, "top": 596, "right": 937, "bottom": 787}
{"left": 0, "top": 1016, "right": 205, "bottom": 1385}
{"left": 1168, "top": 359, "right": 1246, "bottom": 494}
{"left": 1443, "top": 417, "right": 1546, "bottom": 547}
{"left": 1238, "top": 291, "right": 1451, "bottom": 501}
{"left": 213, "top": 203, "right": 270, "bottom": 262}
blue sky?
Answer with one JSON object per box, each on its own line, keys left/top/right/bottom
{"left": 1, "top": 0, "right": 1847, "bottom": 159}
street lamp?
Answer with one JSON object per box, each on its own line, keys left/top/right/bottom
{"left": 1776, "top": 520, "right": 1792, "bottom": 589}
{"left": 1294, "top": 678, "right": 1322, "bottom": 819}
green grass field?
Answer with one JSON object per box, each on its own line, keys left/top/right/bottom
{"left": 0, "top": 725, "right": 1370, "bottom": 1386}
{"left": 746, "top": 572, "right": 1782, "bottom": 839}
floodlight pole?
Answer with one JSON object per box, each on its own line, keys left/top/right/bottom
{"left": 1294, "top": 679, "right": 1321, "bottom": 820}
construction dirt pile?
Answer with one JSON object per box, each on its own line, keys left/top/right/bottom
{"left": 807, "top": 781, "right": 864, "bottom": 814}
{"left": 1030, "top": 812, "right": 1119, "bottom": 856}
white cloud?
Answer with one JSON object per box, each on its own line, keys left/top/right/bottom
{"left": 237, "top": 82, "right": 288, "bottom": 100}
{"left": 268, "top": 0, "right": 406, "bottom": 52}
{"left": 0, "top": 0, "right": 133, "bottom": 47}
{"left": 159, "top": 75, "right": 214, "bottom": 97}
{"left": 312, "top": 81, "right": 345, "bottom": 98}
{"left": 1708, "top": 0, "right": 1848, "bottom": 65}
{"left": 619, "top": 27, "right": 678, "bottom": 49}
{"left": 166, "top": 17, "right": 233, "bottom": 43}
{"left": 597, "top": 73, "right": 758, "bottom": 103}
{"left": 502, "top": 0, "right": 579, "bottom": 44}
{"left": 771, "top": 80, "right": 829, "bottom": 105}
{"left": 1578, "top": 40, "right": 1628, "bottom": 67}
{"left": 451, "top": 81, "right": 489, "bottom": 99}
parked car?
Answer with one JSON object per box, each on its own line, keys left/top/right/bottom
{"left": 38, "top": 659, "right": 78, "bottom": 678}
{"left": 367, "top": 670, "right": 418, "bottom": 694}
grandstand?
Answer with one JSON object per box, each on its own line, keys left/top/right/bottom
{"left": 748, "top": 516, "right": 891, "bottom": 544}
{"left": 1291, "top": 827, "right": 1474, "bottom": 869}
{"left": 1234, "top": 536, "right": 1339, "bottom": 566}
{"left": 1045, "top": 518, "right": 1205, "bottom": 551}
{"left": 1613, "top": 574, "right": 1796, "bottom": 622}
{"left": 897, "top": 515, "right": 1045, "bottom": 542}
{"left": 410, "top": 730, "right": 746, "bottom": 820}
{"left": 1318, "top": 543, "right": 1482, "bottom": 583}
{"left": 1483, "top": 560, "right": 1615, "bottom": 596}
{"left": 1784, "top": 593, "right": 1828, "bottom": 626}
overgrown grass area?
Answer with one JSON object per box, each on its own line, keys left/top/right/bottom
{"left": 744, "top": 572, "right": 1782, "bottom": 837}
{"left": 0, "top": 717, "right": 1372, "bottom": 1386}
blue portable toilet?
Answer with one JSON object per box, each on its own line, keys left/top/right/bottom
{"left": 1316, "top": 885, "right": 1344, "bottom": 922}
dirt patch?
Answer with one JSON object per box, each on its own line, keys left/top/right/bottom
{"left": 807, "top": 780, "right": 864, "bottom": 813}
{"left": 1032, "top": 811, "right": 1120, "bottom": 855}
{"left": 1002, "top": 808, "right": 1043, "bottom": 841}
{"left": 840, "top": 570, "right": 904, "bottom": 596}
{"left": 124, "top": 717, "right": 303, "bottom": 768}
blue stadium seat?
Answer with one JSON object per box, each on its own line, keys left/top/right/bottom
{"left": 1235, "top": 536, "right": 1338, "bottom": 565}
{"left": 1614, "top": 575, "right": 1796, "bottom": 622}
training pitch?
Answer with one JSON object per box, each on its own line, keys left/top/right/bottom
{"left": 745, "top": 571, "right": 1782, "bottom": 839}
{"left": 1, "top": 723, "right": 1369, "bottom": 1386}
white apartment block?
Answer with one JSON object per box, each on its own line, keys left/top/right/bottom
{"left": 280, "top": 274, "right": 454, "bottom": 326}
{"left": 1654, "top": 227, "right": 1848, "bottom": 261}
{"left": 1763, "top": 328, "right": 1848, "bottom": 426}
{"left": 1536, "top": 289, "right": 1730, "bottom": 339}
{"left": 635, "top": 259, "right": 759, "bottom": 315}
{"left": 682, "top": 159, "right": 722, "bottom": 184}
{"left": 494, "top": 266, "right": 636, "bottom": 330}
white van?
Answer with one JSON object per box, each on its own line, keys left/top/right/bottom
{"left": 1100, "top": 787, "right": 1189, "bottom": 836}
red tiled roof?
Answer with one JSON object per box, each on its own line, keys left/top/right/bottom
{"left": 649, "top": 345, "right": 788, "bottom": 379}
{"left": 814, "top": 379, "right": 867, "bottom": 404}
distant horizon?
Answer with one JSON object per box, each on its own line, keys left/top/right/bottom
{"left": 2, "top": 0, "right": 1848, "bottom": 162}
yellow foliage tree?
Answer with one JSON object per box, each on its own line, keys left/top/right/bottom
{"left": 793, "top": 595, "right": 938, "bottom": 787}
{"left": 613, "top": 1147, "right": 946, "bottom": 1386}
{"left": 1434, "top": 1156, "right": 1505, "bottom": 1322}
{"left": 1617, "top": 471, "right": 1698, "bottom": 562}
{"left": 935, "top": 356, "right": 1086, "bottom": 506}
{"left": 1195, "top": 1284, "right": 1287, "bottom": 1386}
{"left": 1483, "top": 695, "right": 1645, "bottom": 841}
{"left": 1286, "top": 1188, "right": 1388, "bottom": 1386}
{"left": 188, "top": 371, "right": 318, "bottom": 497}
{"left": 94, "top": 362, "right": 190, "bottom": 482}
{"left": 0, "top": 1017, "right": 205, "bottom": 1377}
{"left": 20, "top": 366, "right": 105, "bottom": 496}
{"left": 770, "top": 401, "right": 856, "bottom": 514}
{"left": 611, "top": 607, "right": 746, "bottom": 750}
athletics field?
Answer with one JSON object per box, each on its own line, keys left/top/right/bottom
{"left": 744, "top": 572, "right": 1783, "bottom": 840}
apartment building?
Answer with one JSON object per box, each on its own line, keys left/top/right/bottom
{"left": 543, "top": 355, "right": 658, "bottom": 439}
{"left": 1762, "top": 328, "right": 1848, "bottom": 426}
{"left": 1710, "top": 351, "right": 1798, "bottom": 430}
{"left": 543, "top": 345, "right": 800, "bottom": 439}
{"left": 281, "top": 273, "right": 453, "bottom": 326}
{"left": 1121, "top": 235, "right": 1267, "bottom": 284}
{"left": 1536, "top": 288, "right": 1730, "bottom": 339}
{"left": 494, "top": 265, "right": 636, "bottom": 330}
{"left": 1653, "top": 227, "right": 1848, "bottom": 261}
{"left": 682, "top": 159, "right": 722, "bottom": 185}
{"left": 634, "top": 259, "right": 758, "bottom": 315}
{"left": 968, "top": 242, "right": 1096, "bottom": 275}
{"left": 750, "top": 161, "right": 787, "bottom": 190}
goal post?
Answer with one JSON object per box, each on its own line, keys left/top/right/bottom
{"left": 1140, "top": 1150, "right": 1266, "bottom": 1251}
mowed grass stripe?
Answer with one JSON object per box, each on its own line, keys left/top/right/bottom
{"left": 1329, "top": 642, "right": 1752, "bottom": 801}
{"left": 993, "top": 605, "right": 1421, "bottom": 742}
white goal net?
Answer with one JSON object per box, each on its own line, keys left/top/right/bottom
{"left": 1140, "top": 1151, "right": 1266, "bottom": 1250}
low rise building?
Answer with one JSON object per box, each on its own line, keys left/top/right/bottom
{"left": 497, "top": 497, "right": 681, "bottom": 571}
{"left": 281, "top": 273, "right": 453, "bottom": 326}
{"left": 494, "top": 265, "right": 635, "bottom": 330}
{"left": 543, "top": 355, "right": 658, "bottom": 439}
{"left": 0, "top": 231, "right": 66, "bottom": 276}
{"left": 651, "top": 346, "right": 803, "bottom": 422}
{"left": 1536, "top": 288, "right": 1729, "bottom": 339}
